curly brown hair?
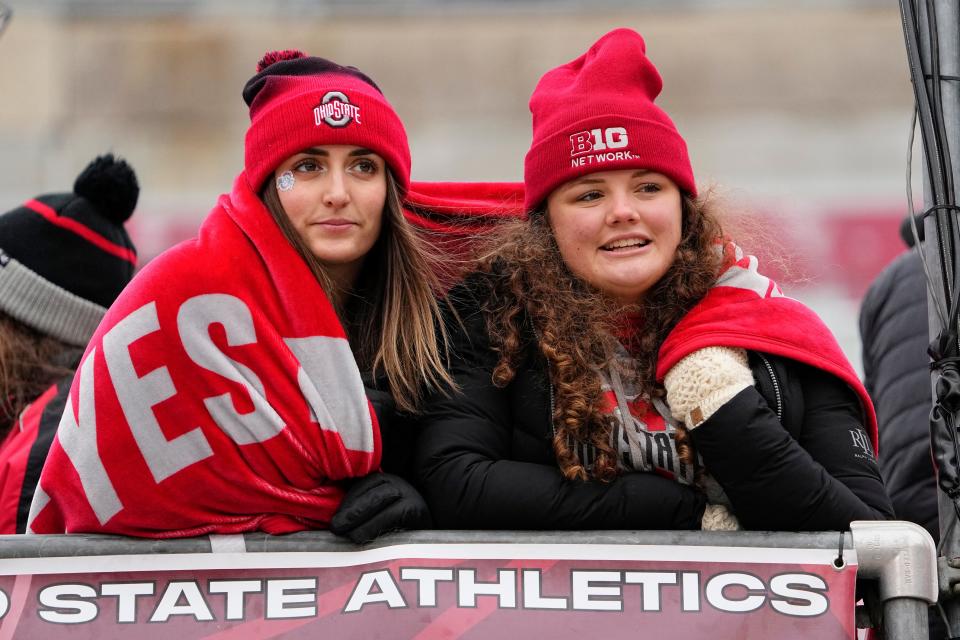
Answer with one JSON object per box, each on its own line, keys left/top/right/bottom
{"left": 0, "top": 312, "right": 81, "bottom": 435}
{"left": 474, "top": 193, "right": 724, "bottom": 482}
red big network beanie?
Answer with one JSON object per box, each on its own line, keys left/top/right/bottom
{"left": 242, "top": 50, "right": 411, "bottom": 193}
{"left": 523, "top": 28, "right": 696, "bottom": 212}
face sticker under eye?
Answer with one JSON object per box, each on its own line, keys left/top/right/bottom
{"left": 276, "top": 171, "right": 296, "bottom": 192}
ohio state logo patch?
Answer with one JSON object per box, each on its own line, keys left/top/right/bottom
{"left": 569, "top": 127, "right": 632, "bottom": 167}
{"left": 314, "top": 91, "right": 361, "bottom": 128}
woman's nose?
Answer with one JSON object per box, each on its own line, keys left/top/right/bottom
{"left": 322, "top": 173, "right": 351, "bottom": 208}
{"left": 607, "top": 193, "right": 638, "bottom": 224}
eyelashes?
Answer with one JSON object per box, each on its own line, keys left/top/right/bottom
{"left": 289, "top": 157, "right": 380, "bottom": 176}
{"left": 293, "top": 159, "right": 320, "bottom": 173}
{"left": 572, "top": 183, "right": 662, "bottom": 203}
{"left": 353, "top": 159, "right": 379, "bottom": 175}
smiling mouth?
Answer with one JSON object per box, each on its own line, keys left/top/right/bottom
{"left": 601, "top": 238, "right": 650, "bottom": 251}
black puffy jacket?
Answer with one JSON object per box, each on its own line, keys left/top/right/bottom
{"left": 416, "top": 275, "right": 893, "bottom": 531}
{"left": 859, "top": 248, "right": 937, "bottom": 540}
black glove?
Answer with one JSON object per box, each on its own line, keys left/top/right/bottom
{"left": 330, "top": 473, "right": 433, "bottom": 544}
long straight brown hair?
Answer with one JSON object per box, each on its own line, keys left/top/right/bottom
{"left": 262, "top": 169, "right": 454, "bottom": 413}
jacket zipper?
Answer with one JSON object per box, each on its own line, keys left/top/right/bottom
{"left": 757, "top": 353, "right": 783, "bottom": 420}
{"left": 548, "top": 380, "right": 557, "bottom": 437}
{"left": 531, "top": 322, "right": 558, "bottom": 437}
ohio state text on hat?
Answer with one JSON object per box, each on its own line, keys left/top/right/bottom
{"left": 242, "top": 50, "right": 411, "bottom": 193}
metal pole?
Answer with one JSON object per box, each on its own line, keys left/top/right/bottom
{"left": 1, "top": 529, "right": 852, "bottom": 557}
{"left": 850, "top": 521, "right": 938, "bottom": 636}
{"left": 922, "top": 0, "right": 960, "bottom": 635}
{"left": 883, "top": 598, "right": 931, "bottom": 640}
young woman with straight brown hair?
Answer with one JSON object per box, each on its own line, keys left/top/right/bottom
{"left": 29, "top": 51, "right": 448, "bottom": 542}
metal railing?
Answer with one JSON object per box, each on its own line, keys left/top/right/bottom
{"left": 0, "top": 520, "right": 937, "bottom": 639}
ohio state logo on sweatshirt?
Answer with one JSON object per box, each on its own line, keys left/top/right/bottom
{"left": 569, "top": 126, "right": 634, "bottom": 167}
{"left": 314, "top": 91, "right": 361, "bottom": 128}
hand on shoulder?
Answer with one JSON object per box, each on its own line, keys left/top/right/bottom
{"left": 664, "top": 346, "right": 753, "bottom": 428}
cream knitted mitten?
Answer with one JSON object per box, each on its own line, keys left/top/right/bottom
{"left": 701, "top": 504, "right": 741, "bottom": 531}
{"left": 663, "top": 346, "right": 753, "bottom": 428}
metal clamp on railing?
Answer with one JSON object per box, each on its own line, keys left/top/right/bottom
{"left": 851, "top": 520, "right": 938, "bottom": 603}
{"left": 938, "top": 556, "right": 960, "bottom": 597}
{"left": 851, "top": 520, "right": 938, "bottom": 640}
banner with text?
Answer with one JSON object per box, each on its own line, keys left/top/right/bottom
{"left": 0, "top": 542, "right": 857, "bottom": 639}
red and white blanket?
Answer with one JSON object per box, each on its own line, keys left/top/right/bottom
{"left": 657, "top": 242, "right": 878, "bottom": 452}
{"left": 28, "top": 173, "right": 384, "bottom": 537}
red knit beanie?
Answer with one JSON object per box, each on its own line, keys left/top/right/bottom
{"left": 242, "top": 50, "right": 411, "bottom": 193}
{"left": 523, "top": 28, "right": 696, "bottom": 212}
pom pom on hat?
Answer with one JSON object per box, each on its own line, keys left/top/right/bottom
{"left": 73, "top": 153, "right": 140, "bottom": 224}
{"left": 0, "top": 153, "right": 140, "bottom": 347}
{"left": 256, "top": 49, "right": 307, "bottom": 73}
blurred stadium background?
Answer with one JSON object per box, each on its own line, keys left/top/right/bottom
{"left": 0, "top": 0, "right": 917, "bottom": 374}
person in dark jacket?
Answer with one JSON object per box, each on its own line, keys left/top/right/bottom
{"left": 860, "top": 216, "right": 937, "bottom": 541}
{"left": 0, "top": 153, "right": 139, "bottom": 534}
{"left": 415, "top": 28, "right": 894, "bottom": 532}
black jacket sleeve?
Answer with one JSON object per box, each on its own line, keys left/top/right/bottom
{"left": 690, "top": 358, "right": 894, "bottom": 531}
{"left": 415, "top": 282, "right": 707, "bottom": 530}
{"left": 859, "top": 250, "right": 937, "bottom": 540}
{"left": 17, "top": 375, "right": 73, "bottom": 534}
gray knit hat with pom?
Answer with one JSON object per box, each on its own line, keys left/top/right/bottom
{"left": 0, "top": 154, "right": 139, "bottom": 346}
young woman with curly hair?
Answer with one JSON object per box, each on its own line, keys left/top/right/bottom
{"left": 414, "top": 28, "right": 893, "bottom": 531}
